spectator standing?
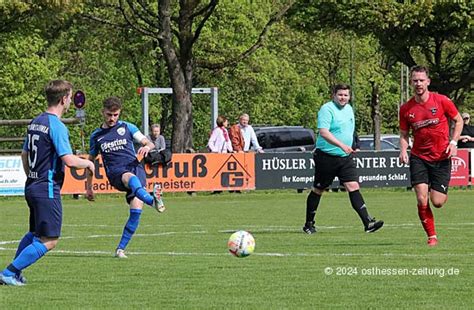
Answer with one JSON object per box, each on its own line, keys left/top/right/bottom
{"left": 458, "top": 112, "right": 474, "bottom": 149}
{"left": 208, "top": 115, "right": 233, "bottom": 153}
{"left": 230, "top": 113, "right": 264, "bottom": 153}
{"left": 229, "top": 120, "right": 244, "bottom": 152}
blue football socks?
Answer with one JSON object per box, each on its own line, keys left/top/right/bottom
{"left": 128, "top": 175, "right": 153, "bottom": 206}
{"left": 14, "top": 232, "right": 35, "bottom": 259}
{"left": 117, "top": 209, "right": 142, "bottom": 250}
{"left": 3, "top": 237, "right": 48, "bottom": 277}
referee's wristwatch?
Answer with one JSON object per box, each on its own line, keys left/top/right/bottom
{"left": 449, "top": 140, "right": 457, "bottom": 147}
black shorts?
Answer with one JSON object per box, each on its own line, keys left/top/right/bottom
{"left": 410, "top": 155, "right": 451, "bottom": 194}
{"left": 312, "top": 149, "right": 358, "bottom": 189}
{"left": 108, "top": 162, "right": 147, "bottom": 204}
{"left": 26, "top": 195, "right": 62, "bottom": 238}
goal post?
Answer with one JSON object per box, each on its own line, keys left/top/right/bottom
{"left": 140, "top": 87, "right": 218, "bottom": 137}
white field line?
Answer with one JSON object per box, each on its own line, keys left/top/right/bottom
{"left": 1, "top": 222, "right": 473, "bottom": 245}
{"left": 0, "top": 247, "right": 472, "bottom": 258}
{"left": 6, "top": 222, "right": 472, "bottom": 229}
{"left": 218, "top": 222, "right": 474, "bottom": 233}
{"left": 0, "top": 227, "right": 473, "bottom": 257}
{"left": 0, "top": 231, "right": 207, "bottom": 245}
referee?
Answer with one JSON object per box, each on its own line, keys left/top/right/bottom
{"left": 303, "top": 84, "right": 384, "bottom": 234}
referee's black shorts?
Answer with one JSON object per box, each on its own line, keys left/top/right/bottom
{"left": 312, "top": 149, "right": 358, "bottom": 189}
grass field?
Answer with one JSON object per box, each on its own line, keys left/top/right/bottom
{"left": 0, "top": 189, "right": 473, "bottom": 309}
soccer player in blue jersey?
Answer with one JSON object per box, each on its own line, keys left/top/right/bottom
{"left": 303, "top": 84, "right": 384, "bottom": 234}
{"left": 85, "top": 96, "right": 165, "bottom": 259}
{"left": 0, "top": 80, "right": 95, "bottom": 286}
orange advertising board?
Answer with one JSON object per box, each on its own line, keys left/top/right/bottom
{"left": 62, "top": 153, "right": 256, "bottom": 194}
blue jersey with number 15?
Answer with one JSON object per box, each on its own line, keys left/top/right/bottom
{"left": 23, "top": 112, "right": 73, "bottom": 199}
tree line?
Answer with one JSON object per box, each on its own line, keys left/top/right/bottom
{"left": 0, "top": 0, "right": 472, "bottom": 153}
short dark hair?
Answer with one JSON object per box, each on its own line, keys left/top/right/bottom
{"left": 410, "top": 65, "right": 430, "bottom": 77}
{"left": 45, "top": 80, "right": 72, "bottom": 107}
{"left": 103, "top": 96, "right": 122, "bottom": 111}
{"left": 332, "top": 84, "right": 351, "bottom": 95}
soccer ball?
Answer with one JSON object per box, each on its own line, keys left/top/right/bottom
{"left": 227, "top": 230, "right": 255, "bottom": 258}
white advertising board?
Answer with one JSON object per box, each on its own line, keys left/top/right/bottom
{"left": 0, "top": 156, "right": 26, "bottom": 196}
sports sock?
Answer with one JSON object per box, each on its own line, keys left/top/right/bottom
{"left": 417, "top": 203, "right": 436, "bottom": 238}
{"left": 117, "top": 209, "right": 142, "bottom": 250}
{"left": 128, "top": 175, "right": 153, "bottom": 206}
{"left": 14, "top": 232, "right": 35, "bottom": 259}
{"left": 3, "top": 237, "right": 48, "bottom": 277}
{"left": 349, "top": 190, "right": 372, "bottom": 227}
{"left": 305, "top": 191, "right": 321, "bottom": 224}
{"left": 13, "top": 231, "right": 35, "bottom": 277}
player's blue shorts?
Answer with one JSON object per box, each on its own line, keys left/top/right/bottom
{"left": 26, "top": 195, "right": 62, "bottom": 238}
{"left": 107, "top": 162, "right": 147, "bottom": 204}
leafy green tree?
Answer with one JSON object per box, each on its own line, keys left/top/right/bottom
{"left": 194, "top": 9, "right": 402, "bottom": 148}
{"left": 289, "top": 0, "right": 473, "bottom": 105}
{"left": 0, "top": 1, "right": 76, "bottom": 150}
{"left": 4, "top": 0, "right": 451, "bottom": 154}
{"left": 83, "top": 0, "right": 294, "bottom": 152}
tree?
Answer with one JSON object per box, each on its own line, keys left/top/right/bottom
{"left": 85, "top": 0, "right": 294, "bottom": 152}
{"left": 289, "top": 1, "right": 473, "bottom": 104}
{"left": 0, "top": 1, "right": 79, "bottom": 150}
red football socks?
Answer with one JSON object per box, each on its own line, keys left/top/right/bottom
{"left": 417, "top": 203, "right": 436, "bottom": 238}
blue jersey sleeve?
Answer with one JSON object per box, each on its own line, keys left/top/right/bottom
{"left": 49, "top": 115, "right": 73, "bottom": 157}
{"left": 124, "top": 121, "right": 140, "bottom": 135}
{"left": 124, "top": 121, "right": 146, "bottom": 144}
{"left": 89, "top": 129, "right": 101, "bottom": 157}
{"left": 317, "top": 104, "right": 333, "bottom": 129}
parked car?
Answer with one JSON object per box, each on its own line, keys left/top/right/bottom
{"left": 358, "top": 134, "right": 399, "bottom": 150}
{"left": 358, "top": 138, "right": 398, "bottom": 150}
{"left": 359, "top": 133, "right": 413, "bottom": 150}
{"left": 254, "top": 126, "right": 315, "bottom": 152}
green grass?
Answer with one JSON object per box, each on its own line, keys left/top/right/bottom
{"left": 1, "top": 190, "right": 473, "bottom": 309}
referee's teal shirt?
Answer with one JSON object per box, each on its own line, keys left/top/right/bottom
{"left": 315, "top": 101, "right": 354, "bottom": 157}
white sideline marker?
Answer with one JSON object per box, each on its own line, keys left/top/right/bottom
{"left": 0, "top": 247, "right": 472, "bottom": 258}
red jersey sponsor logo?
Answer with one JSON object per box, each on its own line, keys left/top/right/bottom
{"left": 412, "top": 118, "right": 439, "bottom": 130}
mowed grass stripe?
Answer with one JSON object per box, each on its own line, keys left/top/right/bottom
{"left": 0, "top": 190, "right": 472, "bottom": 309}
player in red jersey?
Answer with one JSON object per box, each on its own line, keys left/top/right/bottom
{"left": 399, "top": 66, "right": 463, "bottom": 247}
